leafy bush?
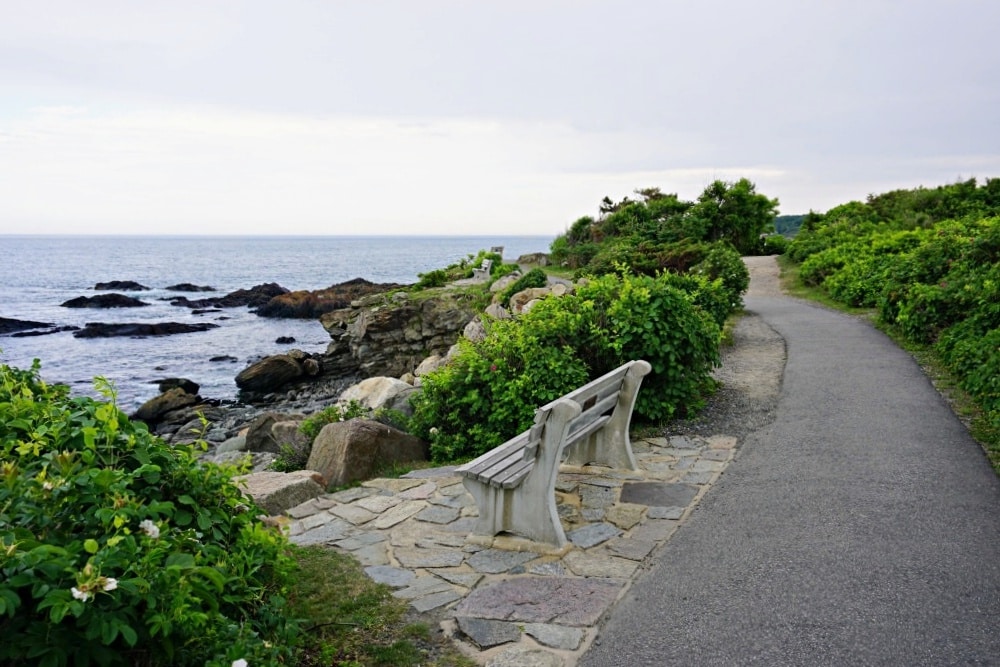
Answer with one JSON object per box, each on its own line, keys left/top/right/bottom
{"left": 689, "top": 242, "right": 750, "bottom": 309}
{"left": 414, "top": 269, "right": 448, "bottom": 289}
{"left": 0, "top": 362, "right": 297, "bottom": 666}
{"left": 760, "top": 234, "right": 789, "bottom": 255}
{"left": 499, "top": 267, "right": 549, "bottom": 306}
{"left": 298, "top": 400, "right": 369, "bottom": 441}
{"left": 410, "top": 272, "right": 721, "bottom": 461}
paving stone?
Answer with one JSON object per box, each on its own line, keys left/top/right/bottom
{"left": 431, "top": 569, "right": 482, "bottom": 588}
{"left": 581, "top": 508, "right": 605, "bottom": 522}
{"left": 429, "top": 494, "right": 471, "bottom": 509}
{"left": 603, "top": 469, "right": 645, "bottom": 480}
{"left": 455, "top": 577, "right": 622, "bottom": 626}
{"left": 411, "top": 589, "right": 463, "bottom": 612}
{"left": 668, "top": 435, "right": 699, "bottom": 450}
{"left": 352, "top": 542, "right": 389, "bottom": 566}
{"left": 644, "top": 437, "right": 669, "bottom": 448}
{"left": 416, "top": 505, "right": 461, "bottom": 524}
{"left": 388, "top": 519, "right": 439, "bottom": 547}
{"left": 620, "top": 481, "right": 698, "bottom": 507}
{"left": 528, "top": 561, "right": 568, "bottom": 576}
{"left": 563, "top": 550, "right": 639, "bottom": 579}
{"left": 630, "top": 439, "right": 653, "bottom": 454}
{"left": 683, "top": 472, "right": 715, "bottom": 485}
{"left": 554, "top": 479, "right": 579, "bottom": 493}
{"left": 286, "top": 520, "right": 306, "bottom": 536}
{"left": 523, "top": 623, "right": 585, "bottom": 650}
{"left": 299, "top": 511, "right": 337, "bottom": 531}
{"left": 362, "top": 478, "right": 425, "bottom": 493}
{"left": 355, "top": 494, "right": 402, "bottom": 513}
{"left": 567, "top": 522, "right": 621, "bottom": 549}
{"left": 328, "top": 487, "right": 378, "bottom": 503}
{"left": 466, "top": 548, "right": 536, "bottom": 574}
{"left": 334, "top": 532, "right": 386, "bottom": 551}
{"left": 438, "top": 481, "right": 468, "bottom": 496}
{"left": 416, "top": 532, "right": 467, "bottom": 548}
{"left": 579, "top": 484, "right": 617, "bottom": 509}
{"left": 606, "top": 537, "right": 658, "bottom": 561}
{"left": 456, "top": 617, "right": 521, "bottom": 649}
{"left": 289, "top": 519, "right": 353, "bottom": 546}
{"left": 441, "top": 517, "right": 478, "bottom": 533}
{"left": 605, "top": 503, "right": 646, "bottom": 530}
{"left": 370, "top": 500, "right": 427, "bottom": 529}
{"left": 395, "top": 547, "right": 466, "bottom": 568}
{"left": 460, "top": 506, "right": 479, "bottom": 517}
{"left": 701, "top": 449, "right": 732, "bottom": 461}
{"left": 630, "top": 519, "right": 678, "bottom": 543}
{"left": 285, "top": 498, "right": 325, "bottom": 519}
{"left": 647, "top": 506, "right": 685, "bottom": 520}
{"left": 392, "top": 575, "right": 454, "bottom": 600}
{"left": 707, "top": 435, "right": 738, "bottom": 449}
{"left": 557, "top": 504, "right": 582, "bottom": 521}
{"left": 328, "top": 503, "right": 377, "bottom": 525}
{"left": 486, "top": 646, "right": 565, "bottom": 667}
{"left": 364, "top": 565, "right": 414, "bottom": 588}
{"left": 674, "top": 457, "right": 696, "bottom": 470}
{"left": 639, "top": 459, "right": 679, "bottom": 475}
{"left": 402, "top": 465, "right": 458, "bottom": 479}
{"left": 400, "top": 481, "right": 437, "bottom": 499}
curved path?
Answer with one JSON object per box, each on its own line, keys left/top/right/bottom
{"left": 582, "top": 261, "right": 1000, "bottom": 665}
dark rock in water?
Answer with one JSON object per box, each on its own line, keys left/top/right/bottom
{"left": 62, "top": 294, "right": 149, "bottom": 309}
{"left": 191, "top": 308, "right": 223, "bottom": 315}
{"left": 94, "top": 281, "right": 150, "bottom": 291}
{"left": 275, "top": 336, "right": 296, "bottom": 344}
{"left": 254, "top": 278, "right": 404, "bottom": 319}
{"left": 155, "top": 378, "right": 200, "bottom": 395}
{"left": 170, "top": 282, "right": 289, "bottom": 310}
{"left": 235, "top": 353, "right": 304, "bottom": 393}
{"left": 133, "top": 387, "right": 198, "bottom": 423}
{"left": 73, "top": 322, "right": 219, "bottom": 338}
{"left": 11, "top": 325, "right": 80, "bottom": 337}
{"left": 1, "top": 316, "right": 55, "bottom": 335}
{"left": 210, "top": 355, "right": 239, "bottom": 363}
{"left": 165, "top": 283, "right": 216, "bottom": 292}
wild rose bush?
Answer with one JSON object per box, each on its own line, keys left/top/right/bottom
{"left": 0, "top": 361, "right": 298, "bottom": 666}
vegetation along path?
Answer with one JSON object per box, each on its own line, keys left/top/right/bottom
{"left": 582, "top": 255, "right": 1000, "bottom": 666}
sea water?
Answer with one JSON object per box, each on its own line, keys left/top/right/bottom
{"left": 0, "top": 235, "right": 551, "bottom": 410}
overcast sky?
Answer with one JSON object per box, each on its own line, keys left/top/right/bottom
{"left": 2, "top": 1, "right": 998, "bottom": 236}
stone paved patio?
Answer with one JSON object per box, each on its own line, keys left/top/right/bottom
{"left": 281, "top": 434, "right": 737, "bottom": 665}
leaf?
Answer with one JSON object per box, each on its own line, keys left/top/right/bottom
{"left": 165, "top": 552, "right": 195, "bottom": 569}
{"left": 84, "top": 538, "right": 99, "bottom": 554}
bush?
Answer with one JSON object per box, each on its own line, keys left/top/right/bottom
{"left": 410, "top": 272, "right": 721, "bottom": 461}
{"left": 760, "top": 234, "right": 789, "bottom": 255}
{"left": 689, "top": 242, "right": 750, "bottom": 308}
{"left": 499, "top": 268, "right": 549, "bottom": 306}
{"left": 298, "top": 400, "right": 369, "bottom": 441}
{"left": 0, "top": 362, "right": 298, "bottom": 666}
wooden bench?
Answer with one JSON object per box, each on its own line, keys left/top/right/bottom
{"left": 471, "top": 259, "right": 493, "bottom": 281}
{"left": 455, "top": 359, "right": 652, "bottom": 547}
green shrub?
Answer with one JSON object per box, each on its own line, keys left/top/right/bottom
{"left": 0, "top": 362, "right": 297, "bottom": 666}
{"left": 499, "top": 268, "right": 549, "bottom": 306}
{"left": 760, "top": 234, "right": 789, "bottom": 255}
{"left": 414, "top": 268, "right": 448, "bottom": 289}
{"left": 689, "top": 242, "right": 750, "bottom": 308}
{"left": 410, "top": 272, "right": 721, "bottom": 461}
{"left": 298, "top": 400, "right": 369, "bottom": 441}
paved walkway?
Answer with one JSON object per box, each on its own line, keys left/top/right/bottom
{"left": 581, "top": 294, "right": 1000, "bottom": 666}
{"left": 284, "top": 432, "right": 739, "bottom": 665}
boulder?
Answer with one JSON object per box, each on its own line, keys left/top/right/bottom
{"left": 306, "top": 419, "right": 429, "bottom": 488}
{"left": 245, "top": 412, "right": 305, "bottom": 453}
{"left": 508, "top": 287, "right": 554, "bottom": 314}
{"left": 73, "top": 322, "right": 218, "bottom": 338}
{"left": 254, "top": 278, "right": 405, "bottom": 319}
{"left": 165, "top": 283, "right": 215, "bottom": 292}
{"left": 515, "top": 252, "right": 550, "bottom": 266}
{"left": 0, "top": 317, "right": 55, "bottom": 335}
{"left": 275, "top": 336, "right": 296, "bottom": 344}
{"left": 414, "top": 354, "right": 445, "bottom": 377}
{"left": 210, "top": 355, "right": 239, "bottom": 363}
{"left": 133, "top": 387, "right": 198, "bottom": 423}
{"left": 61, "top": 294, "right": 148, "bottom": 308}
{"left": 235, "top": 354, "right": 304, "bottom": 393}
{"left": 339, "top": 376, "right": 413, "bottom": 411}
{"left": 235, "top": 470, "right": 325, "bottom": 516}
{"left": 93, "top": 281, "right": 149, "bottom": 291}
{"left": 384, "top": 385, "right": 419, "bottom": 417}
{"left": 463, "top": 317, "right": 487, "bottom": 342}
{"left": 170, "top": 282, "right": 289, "bottom": 310}
{"left": 484, "top": 303, "right": 510, "bottom": 320}
{"left": 490, "top": 273, "right": 522, "bottom": 293}
{"left": 156, "top": 377, "right": 200, "bottom": 395}
{"left": 272, "top": 420, "right": 313, "bottom": 455}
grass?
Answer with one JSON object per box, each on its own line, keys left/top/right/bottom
{"left": 776, "top": 254, "right": 1000, "bottom": 472}
{"left": 286, "top": 545, "right": 473, "bottom": 667}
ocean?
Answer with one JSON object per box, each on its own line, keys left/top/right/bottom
{"left": 0, "top": 235, "right": 552, "bottom": 410}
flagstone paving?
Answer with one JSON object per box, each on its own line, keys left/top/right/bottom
{"left": 281, "top": 433, "right": 738, "bottom": 665}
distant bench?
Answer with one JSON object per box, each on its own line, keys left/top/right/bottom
{"left": 455, "top": 360, "right": 652, "bottom": 547}
{"left": 471, "top": 259, "right": 493, "bottom": 281}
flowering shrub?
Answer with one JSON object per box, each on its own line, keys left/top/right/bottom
{"left": 0, "top": 362, "right": 298, "bottom": 666}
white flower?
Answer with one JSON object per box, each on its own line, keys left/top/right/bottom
{"left": 232, "top": 660, "right": 248, "bottom": 667}
{"left": 71, "top": 587, "right": 92, "bottom": 602}
{"left": 102, "top": 577, "right": 118, "bottom": 592}
{"left": 42, "top": 481, "right": 54, "bottom": 491}
{"left": 138, "top": 519, "right": 160, "bottom": 539}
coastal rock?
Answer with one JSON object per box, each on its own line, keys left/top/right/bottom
{"left": 484, "top": 302, "right": 510, "bottom": 320}
{"left": 236, "top": 470, "right": 326, "bottom": 516}
{"left": 235, "top": 354, "right": 305, "bottom": 393}
{"left": 170, "top": 282, "right": 289, "bottom": 310}
{"left": 93, "top": 281, "right": 150, "bottom": 291}
{"left": 165, "top": 283, "right": 215, "bottom": 292}
{"left": 245, "top": 412, "right": 306, "bottom": 453}
{"left": 254, "top": 278, "right": 405, "bottom": 319}
{"left": 275, "top": 336, "right": 296, "bottom": 344}
{"left": 0, "top": 317, "right": 55, "bottom": 335}
{"left": 339, "top": 376, "right": 412, "bottom": 411}
{"left": 10, "top": 325, "right": 79, "bottom": 338}
{"left": 306, "top": 419, "right": 429, "bottom": 488}
{"left": 490, "top": 273, "right": 522, "bottom": 293}
{"left": 516, "top": 252, "right": 550, "bottom": 266}
{"left": 463, "top": 317, "right": 487, "bottom": 342}
{"left": 414, "top": 354, "right": 446, "bottom": 377}
{"left": 508, "top": 287, "right": 552, "bottom": 314}
{"left": 61, "top": 294, "right": 149, "bottom": 308}
{"left": 210, "top": 355, "right": 239, "bottom": 363}
{"left": 73, "top": 322, "right": 219, "bottom": 338}
{"left": 133, "top": 387, "right": 198, "bottom": 423}
{"left": 156, "top": 378, "right": 200, "bottom": 395}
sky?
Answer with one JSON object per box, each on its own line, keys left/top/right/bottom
{"left": 1, "top": 1, "right": 998, "bottom": 236}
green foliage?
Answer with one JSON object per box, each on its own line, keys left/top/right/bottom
{"left": 499, "top": 268, "right": 549, "bottom": 306}
{"left": 761, "top": 234, "right": 789, "bottom": 254}
{"left": 410, "top": 273, "right": 721, "bottom": 461}
{"left": 689, "top": 242, "right": 750, "bottom": 311}
{"left": 0, "top": 362, "right": 298, "bottom": 666}
{"left": 773, "top": 215, "right": 805, "bottom": 237}
{"left": 414, "top": 250, "right": 503, "bottom": 288}
{"left": 689, "top": 178, "right": 780, "bottom": 255}
{"left": 298, "top": 400, "right": 369, "bottom": 441}
{"left": 414, "top": 269, "right": 448, "bottom": 289}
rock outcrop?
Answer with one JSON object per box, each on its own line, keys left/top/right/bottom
{"left": 73, "top": 322, "right": 219, "bottom": 338}
{"left": 170, "top": 282, "right": 289, "bottom": 310}
{"left": 133, "top": 387, "right": 199, "bottom": 423}
{"left": 236, "top": 470, "right": 325, "bottom": 515}
{"left": 61, "top": 294, "right": 148, "bottom": 308}
{"left": 0, "top": 317, "right": 55, "bottom": 335}
{"left": 94, "top": 281, "right": 150, "bottom": 291}
{"left": 339, "top": 376, "right": 414, "bottom": 411}
{"left": 235, "top": 350, "right": 322, "bottom": 395}
{"left": 254, "top": 278, "right": 405, "bottom": 319}
{"left": 306, "top": 418, "right": 429, "bottom": 488}
{"left": 165, "top": 283, "right": 216, "bottom": 292}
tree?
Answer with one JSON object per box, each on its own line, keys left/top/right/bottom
{"left": 689, "top": 178, "right": 779, "bottom": 254}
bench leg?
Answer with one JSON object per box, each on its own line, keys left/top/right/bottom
{"left": 461, "top": 476, "right": 567, "bottom": 547}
